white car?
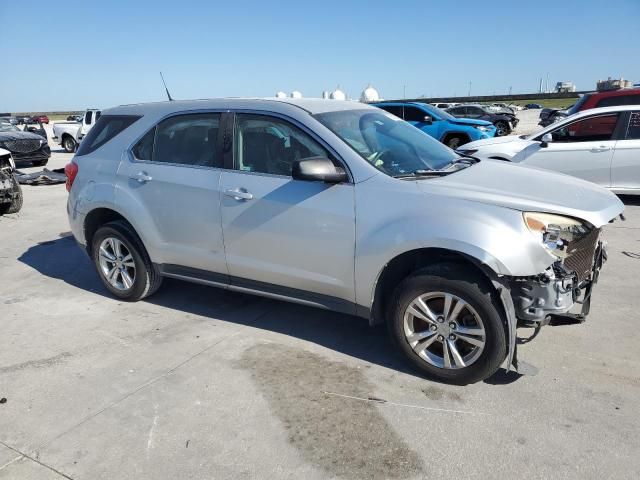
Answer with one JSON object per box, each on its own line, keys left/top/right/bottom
{"left": 52, "top": 109, "right": 101, "bottom": 153}
{"left": 459, "top": 105, "right": 640, "bottom": 195}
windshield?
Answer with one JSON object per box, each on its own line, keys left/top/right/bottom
{"left": 567, "top": 94, "right": 590, "bottom": 115}
{"left": 0, "top": 122, "right": 19, "bottom": 132}
{"left": 314, "top": 109, "right": 459, "bottom": 177}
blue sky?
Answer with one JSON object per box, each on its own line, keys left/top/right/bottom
{"left": 1, "top": 0, "right": 639, "bottom": 112}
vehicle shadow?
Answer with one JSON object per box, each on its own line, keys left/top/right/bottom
{"left": 18, "top": 236, "right": 522, "bottom": 386}
{"left": 619, "top": 195, "right": 640, "bottom": 207}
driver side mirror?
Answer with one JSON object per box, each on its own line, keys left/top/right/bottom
{"left": 540, "top": 133, "right": 553, "bottom": 148}
{"left": 292, "top": 157, "right": 348, "bottom": 183}
{"left": 422, "top": 115, "right": 433, "bottom": 125}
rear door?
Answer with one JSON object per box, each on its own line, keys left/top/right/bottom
{"left": 219, "top": 112, "right": 356, "bottom": 308}
{"left": 521, "top": 112, "right": 622, "bottom": 187}
{"left": 117, "top": 112, "right": 227, "bottom": 274}
{"left": 611, "top": 111, "right": 640, "bottom": 192}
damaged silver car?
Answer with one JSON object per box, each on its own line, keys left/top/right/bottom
{"left": 65, "top": 98, "right": 624, "bottom": 384}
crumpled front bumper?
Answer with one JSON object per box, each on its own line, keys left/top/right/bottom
{"left": 511, "top": 240, "right": 606, "bottom": 325}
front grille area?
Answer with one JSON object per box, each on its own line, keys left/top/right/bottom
{"left": 564, "top": 228, "right": 600, "bottom": 283}
{"left": 3, "top": 139, "right": 41, "bottom": 153}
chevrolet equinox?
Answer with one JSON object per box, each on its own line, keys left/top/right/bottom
{"left": 66, "top": 98, "right": 624, "bottom": 384}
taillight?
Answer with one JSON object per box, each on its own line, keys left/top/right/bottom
{"left": 64, "top": 161, "right": 78, "bottom": 192}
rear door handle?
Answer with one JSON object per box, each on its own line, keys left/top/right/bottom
{"left": 590, "top": 146, "right": 611, "bottom": 153}
{"left": 224, "top": 188, "right": 253, "bottom": 201}
{"left": 130, "top": 171, "right": 153, "bottom": 183}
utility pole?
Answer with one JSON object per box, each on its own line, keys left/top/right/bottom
{"left": 509, "top": 86, "right": 512, "bottom": 95}
{"left": 403, "top": 84, "right": 406, "bottom": 99}
{"left": 468, "top": 81, "right": 472, "bottom": 97}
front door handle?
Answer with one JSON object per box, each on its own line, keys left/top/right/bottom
{"left": 590, "top": 146, "right": 611, "bottom": 153}
{"left": 130, "top": 171, "right": 153, "bottom": 183}
{"left": 224, "top": 188, "right": 254, "bottom": 201}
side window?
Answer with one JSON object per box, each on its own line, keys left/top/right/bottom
{"left": 626, "top": 112, "right": 640, "bottom": 140}
{"left": 234, "top": 114, "right": 329, "bottom": 176}
{"left": 152, "top": 113, "right": 221, "bottom": 167}
{"left": 403, "top": 107, "right": 426, "bottom": 122}
{"left": 76, "top": 115, "right": 141, "bottom": 156}
{"left": 378, "top": 105, "right": 403, "bottom": 118}
{"left": 84, "top": 111, "right": 92, "bottom": 125}
{"left": 448, "top": 107, "right": 463, "bottom": 115}
{"left": 132, "top": 127, "right": 155, "bottom": 160}
{"left": 597, "top": 95, "right": 640, "bottom": 108}
{"left": 549, "top": 114, "right": 620, "bottom": 143}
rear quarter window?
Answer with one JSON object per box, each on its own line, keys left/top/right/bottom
{"left": 76, "top": 115, "right": 141, "bottom": 156}
{"left": 596, "top": 95, "right": 640, "bottom": 108}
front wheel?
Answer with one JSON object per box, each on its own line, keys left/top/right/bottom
{"left": 0, "top": 172, "right": 23, "bottom": 214}
{"left": 445, "top": 136, "right": 465, "bottom": 149}
{"left": 495, "top": 121, "right": 510, "bottom": 136}
{"left": 387, "top": 264, "right": 506, "bottom": 384}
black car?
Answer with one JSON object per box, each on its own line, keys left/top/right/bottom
{"left": 524, "top": 103, "right": 543, "bottom": 109}
{"left": 66, "top": 114, "right": 83, "bottom": 122}
{"left": 445, "top": 104, "right": 519, "bottom": 136}
{"left": 0, "top": 121, "right": 51, "bottom": 166}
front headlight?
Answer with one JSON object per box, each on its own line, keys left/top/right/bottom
{"left": 474, "top": 125, "right": 492, "bottom": 132}
{"left": 523, "top": 212, "right": 592, "bottom": 258}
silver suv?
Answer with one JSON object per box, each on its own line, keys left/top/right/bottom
{"left": 66, "top": 98, "right": 623, "bottom": 384}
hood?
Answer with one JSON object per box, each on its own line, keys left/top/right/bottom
{"left": 462, "top": 135, "right": 532, "bottom": 150}
{"left": 421, "top": 160, "right": 624, "bottom": 227}
{"left": 449, "top": 118, "right": 493, "bottom": 127}
{"left": 0, "top": 130, "right": 46, "bottom": 141}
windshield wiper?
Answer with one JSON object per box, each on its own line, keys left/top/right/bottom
{"left": 394, "top": 169, "right": 451, "bottom": 179}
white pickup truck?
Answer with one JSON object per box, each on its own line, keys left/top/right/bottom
{"left": 52, "top": 109, "right": 101, "bottom": 152}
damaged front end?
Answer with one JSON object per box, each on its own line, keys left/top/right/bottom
{"left": 498, "top": 212, "right": 615, "bottom": 372}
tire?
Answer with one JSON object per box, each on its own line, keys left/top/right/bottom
{"left": 92, "top": 221, "right": 163, "bottom": 301}
{"left": 62, "top": 136, "right": 77, "bottom": 153}
{"left": 0, "top": 173, "right": 23, "bottom": 215}
{"left": 445, "top": 135, "right": 466, "bottom": 150}
{"left": 32, "top": 159, "right": 48, "bottom": 167}
{"left": 495, "top": 121, "right": 510, "bottom": 137}
{"left": 387, "top": 263, "right": 506, "bottom": 385}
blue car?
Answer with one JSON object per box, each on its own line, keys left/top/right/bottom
{"left": 372, "top": 102, "right": 496, "bottom": 149}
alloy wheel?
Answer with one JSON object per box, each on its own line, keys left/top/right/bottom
{"left": 97, "top": 237, "right": 136, "bottom": 291}
{"left": 403, "top": 292, "right": 486, "bottom": 369}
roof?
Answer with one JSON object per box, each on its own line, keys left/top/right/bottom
{"left": 106, "top": 97, "right": 375, "bottom": 117}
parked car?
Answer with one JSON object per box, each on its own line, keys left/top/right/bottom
{"left": 31, "top": 114, "right": 49, "bottom": 124}
{"left": 65, "top": 98, "right": 623, "bottom": 384}
{"left": 67, "top": 114, "right": 83, "bottom": 122}
{"left": 0, "top": 116, "right": 19, "bottom": 126}
{"left": 53, "top": 109, "right": 101, "bottom": 152}
{"left": 538, "top": 90, "right": 640, "bottom": 129}
{"left": 489, "top": 103, "right": 515, "bottom": 114}
{"left": 458, "top": 105, "right": 640, "bottom": 195}
{"left": 430, "top": 102, "right": 460, "bottom": 110}
{"left": 446, "top": 104, "right": 519, "bottom": 136}
{"left": 0, "top": 120, "right": 51, "bottom": 166}
{"left": 0, "top": 148, "right": 22, "bottom": 214}
{"left": 22, "top": 122, "right": 47, "bottom": 139}
{"left": 373, "top": 102, "right": 496, "bottom": 148}
{"left": 17, "top": 116, "right": 32, "bottom": 125}
{"left": 524, "top": 103, "right": 543, "bottom": 109}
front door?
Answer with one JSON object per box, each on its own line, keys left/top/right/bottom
{"left": 117, "top": 112, "right": 227, "bottom": 274}
{"left": 219, "top": 112, "right": 356, "bottom": 308}
{"left": 521, "top": 112, "right": 622, "bottom": 187}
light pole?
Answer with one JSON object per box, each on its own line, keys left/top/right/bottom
{"left": 468, "top": 81, "right": 472, "bottom": 97}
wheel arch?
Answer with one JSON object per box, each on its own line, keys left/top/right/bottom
{"left": 84, "top": 207, "right": 139, "bottom": 256}
{"left": 440, "top": 131, "right": 471, "bottom": 144}
{"left": 368, "top": 247, "right": 501, "bottom": 326}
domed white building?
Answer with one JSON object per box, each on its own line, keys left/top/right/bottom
{"left": 330, "top": 86, "right": 346, "bottom": 100}
{"left": 290, "top": 91, "right": 303, "bottom": 99}
{"left": 360, "top": 84, "right": 380, "bottom": 102}
{"left": 275, "top": 91, "right": 287, "bottom": 98}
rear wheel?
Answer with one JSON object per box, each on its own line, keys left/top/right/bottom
{"left": 387, "top": 264, "right": 506, "bottom": 384}
{"left": 62, "top": 136, "right": 77, "bottom": 153}
{"left": 92, "top": 221, "right": 162, "bottom": 301}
